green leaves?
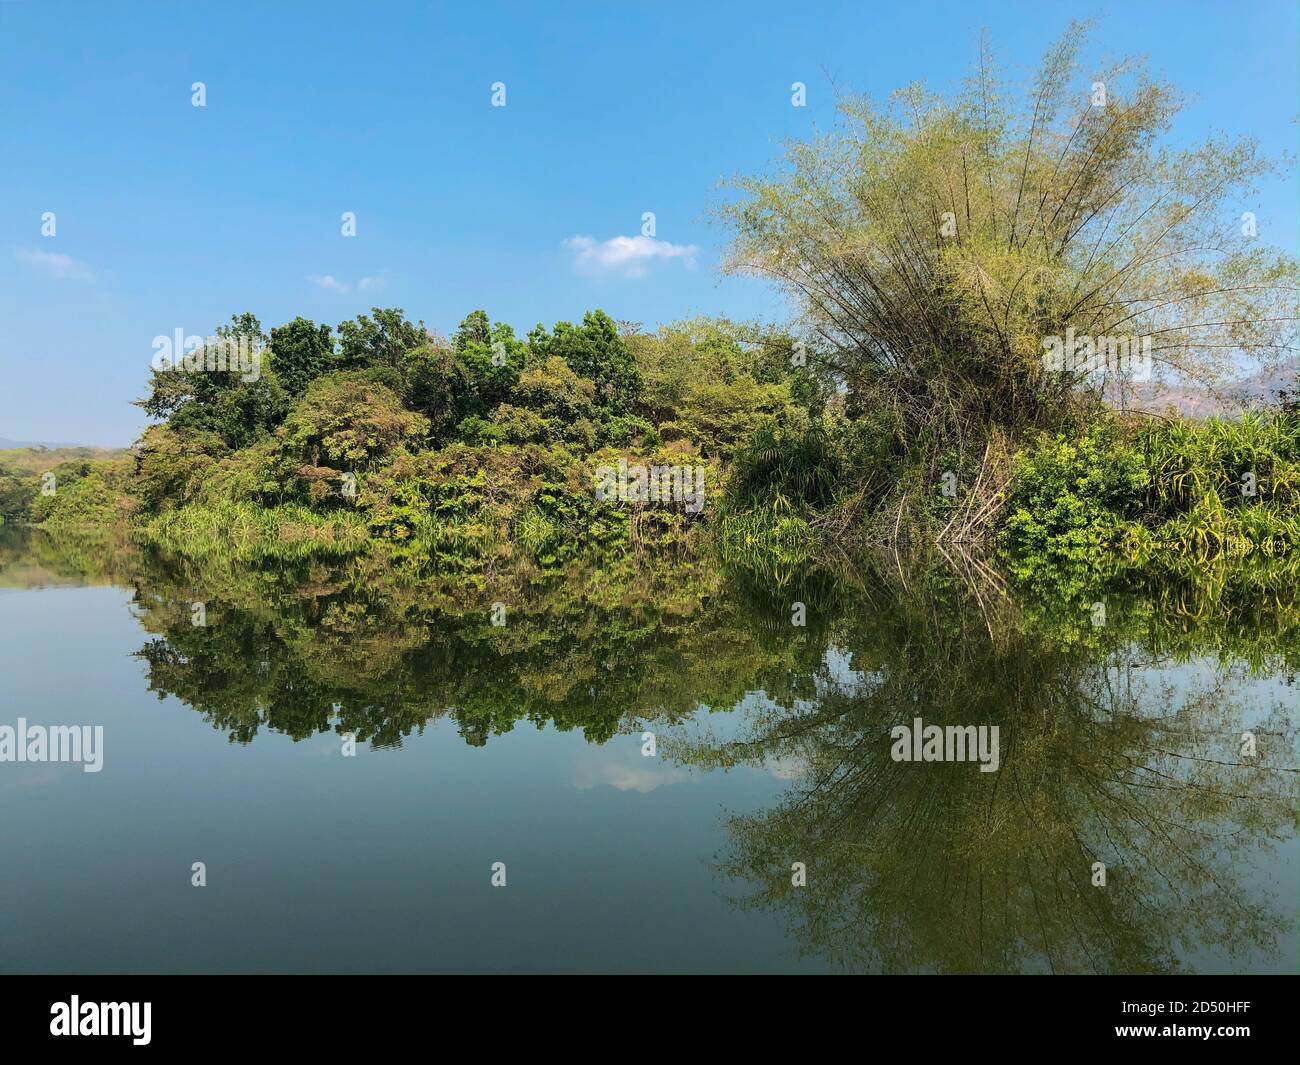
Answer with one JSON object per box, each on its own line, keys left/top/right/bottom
{"left": 528, "top": 310, "right": 641, "bottom": 414}
{"left": 269, "top": 317, "right": 334, "bottom": 396}
{"left": 336, "top": 307, "right": 426, "bottom": 371}
{"left": 717, "top": 23, "right": 1296, "bottom": 444}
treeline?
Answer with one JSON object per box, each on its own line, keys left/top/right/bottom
{"left": 0, "top": 447, "right": 130, "bottom": 528}
{"left": 9, "top": 307, "right": 842, "bottom": 568}
{"left": 7, "top": 301, "right": 1299, "bottom": 591}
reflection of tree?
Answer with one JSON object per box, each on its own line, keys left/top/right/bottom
{"left": 670, "top": 574, "right": 1299, "bottom": 974}
{"left": 115, "top": 542, "right": 832, "bottom": 748}
{"left": 0, "top": 525, "right": 140, "bottom": 588}
{"left": 8, "top": 528, "right": 1297, "bottom": 973}
{"left": 1, "top": 529, "right": 849, "bottom": 749}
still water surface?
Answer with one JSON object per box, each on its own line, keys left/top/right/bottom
{"left": 1, "top": 530, "right": 1295, "bottom": 973}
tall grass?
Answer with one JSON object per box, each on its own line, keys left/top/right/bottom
{"left": 1139, "top": 412, "right": 1300, "bottom": 559}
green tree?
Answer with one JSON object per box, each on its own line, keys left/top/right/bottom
{"left": 274, "top": 373, "right": 430, "bottom": 502}
{"left": 529, "top": 310, "right": 641, "bottom": 413}
{"left": 717, "top": 22, "right": 1297, "bottom": 453}
{"left": 336, "top": 308, "right": 427, "bottom": 371}
{"left": 402, "top": 341, "right": 477, "bottom": 443}
{"left": 270, "top": 317, "right": 334, "bottom": 395}
{"left": 134, "top": 312, "right": 288, "bottom": 448}
{"left": 630, "top": 318, "right": 811, "bottom": 459}
{"left": 450, "top": 310, "right": 526, "bottom": 413}
{"left": 132, "top": 424, "right": 230, "bottom": 511}
{"left": 0, "top": 468, "right": 40, "bottom": 523}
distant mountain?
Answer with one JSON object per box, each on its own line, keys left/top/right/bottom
{"left": 1129, "top": 365, "right": 1298, "bottom": 417}
{"left": 0, "top": 437, "right": 89, "bottom": 450}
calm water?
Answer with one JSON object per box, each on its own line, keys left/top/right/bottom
{"left": 0, "top": 529, "right": 1296, "bottom": 973}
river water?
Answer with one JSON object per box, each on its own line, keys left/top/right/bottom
{"left": 1, "top": 529, "right": 1295, "bottom": 973}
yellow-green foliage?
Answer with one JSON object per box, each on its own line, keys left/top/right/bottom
{"left": 36, "top": 458, "right": 136, "bottom": 530}
{"left": 133, "top": 424, "right": 230, "bottom": 511}
{"left": 274, "top": 373, "right": 430, "bottom": 501}
{"left": 87, "top": 290, "right": 1299, "bottom": 583}
{"left": 143, "top": 500, "right": 369, "bottom": 561}
{"left": 629, "top": 317, "right": 814, "bottom": 459}
{"left": 717, "top": 23, "right": 1295, "bottom": 448}
{"left": 120, "top": 310, "right": 793, "bottom": 568}
{"left": 0, "top": 446, "right": 123, "bottom": 475}
{"left": 0, "top": 447, "right": 128, "bottom": 526}
{"left": 1138, "top": 412, "right": 1300, "bottom": 558}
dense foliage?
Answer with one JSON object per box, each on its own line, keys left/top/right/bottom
{"left": 5, "top": 307, "right": 824, "bottom": 572}
{"left": 716, "top": 20, "right": 1296, "bottom": 541}
{"left": 6, "top": 25, "right": 1294, "bottom": 587}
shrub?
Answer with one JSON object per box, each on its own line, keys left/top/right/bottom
{"left": 726, "top": 420, "right": 842, "bottom": 512}
{"left": 1001, "top": 421, "right": 1147, "bottom": 566}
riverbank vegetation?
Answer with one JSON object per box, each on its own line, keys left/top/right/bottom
{"left": 5, "top": 23, "right": 1296, "bottom": 592}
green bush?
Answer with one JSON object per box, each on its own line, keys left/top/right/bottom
{"left": 1001, "top": 421, "right": 1147, "bottom": 566}
{"left": 726, "top": 419, "right": 841, "bottom": 512}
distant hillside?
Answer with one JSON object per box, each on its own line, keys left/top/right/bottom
{"left": 0, "top": 437, "right": 88, "bottom": 449}
{"left": 1129, "top": 366, "right": 1298, "bottom": 418}
{"left": 0, "top": 445, "right": 129, "bottom": 475}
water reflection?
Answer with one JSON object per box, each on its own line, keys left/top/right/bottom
{"left": 669, "top": 593, "right": 1297, "bottom": 973}
{"left": 2, "top": 527, "right": 1295, "bottom": 973}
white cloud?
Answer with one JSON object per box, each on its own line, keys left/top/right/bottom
{"left": 762, "top": 756, "right": 807, "bottom": 781}
{"left": 564, "top": 234, "right": 699, "bottom": 278}
{"left": 16, "top": 248, "right": 95, "bottom": 281}
{"left": 307, "top": 274, "right": 351, "bottom": 292}
{"left": 572, "top": 755, "right": 694, "bottom": 794}
{"left": 308, "top": 274, "right": 385, "bottom": 294}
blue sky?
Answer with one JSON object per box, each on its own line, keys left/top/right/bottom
{"left": 1, "top": 0, "right": 1296, "bottom": 445}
